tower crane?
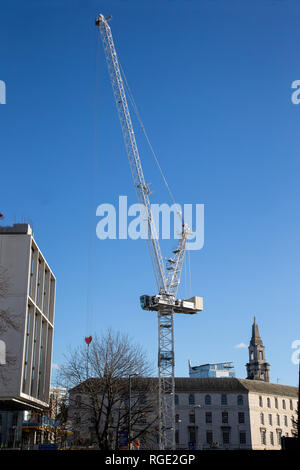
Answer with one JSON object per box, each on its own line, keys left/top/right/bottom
{"left": 95, "top": 14, "right": 203, "bottom": 450}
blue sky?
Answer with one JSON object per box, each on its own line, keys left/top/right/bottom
{"left": 1, "top": 0, "right": 300, "bottom": 386}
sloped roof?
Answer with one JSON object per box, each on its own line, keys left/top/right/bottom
{"left": 69, "top": 377, "right": 298, "bottom": 398}
{"left": 174, "top": 377, "right": 298, "bottom": 398}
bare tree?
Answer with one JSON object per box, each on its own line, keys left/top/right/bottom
{"left": 58, "top": 329, "right": 158, "bottom": 450}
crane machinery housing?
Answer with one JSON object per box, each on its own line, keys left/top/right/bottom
{"left": 95, "top": 13, "right": 203, "bottom": 450}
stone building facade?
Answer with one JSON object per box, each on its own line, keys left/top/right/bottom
{"left": 68, "top": 377, "right": 298, "bottom": 450}
{"left": 174, "top": 377, "right": 297, "bottom": 450}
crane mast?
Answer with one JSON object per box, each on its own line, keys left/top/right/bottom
{"left": 96, "top": 14, "right": 203, "bottom": 450}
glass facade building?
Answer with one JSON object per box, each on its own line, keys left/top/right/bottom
{"left": 189, "top": 361, "right": 236, "bottom": 378}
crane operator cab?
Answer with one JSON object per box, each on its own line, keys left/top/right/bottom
{"left": 140, "top": 294, "right": 203, "bottom": 315}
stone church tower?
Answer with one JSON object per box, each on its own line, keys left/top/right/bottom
{"left": 246, "top": 317, "right": 270, "bottom": 382}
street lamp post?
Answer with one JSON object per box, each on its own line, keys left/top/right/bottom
{"left": 128, "top": 373, "right": 139, "bottom": 450}
{"left": 193, "top": 405, "right": 202, "bottom": 450}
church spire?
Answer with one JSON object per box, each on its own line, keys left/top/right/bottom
{"left": 246, "top": 317, "right": 270, "bottom": 382}
{"left": 250, "top": 316, "right": 262, "bottom": 345}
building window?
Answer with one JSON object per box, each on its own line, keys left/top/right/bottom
{"left": 175, "top": 414, "right": 180, "bottom": 423}
{"left": 259, "top": 396, "right": 263, "bottom": 407}
{"left": 175, "top": 430, "right": 179, "bottom": 444}
{"left": 205, "top": 412, "right": 212, "bottom": 424}
{"left": 205, "top": 394, "right": 211, "bottom": 405}
{"left": 275, "top": 397, "right": 278, "bottom": 409}
{"left": 222, "top": 431, "right": 230, "bottom": 445}
{"left": 238, "top": 412, "right": 245, "bottom": 424}
{"left": 189, "top": 428, "right": 196, "bottom": 443}
{"left": 239, "top": 432, "right": 246, "bottom": 444}
{"left": 175, "top": 394, "right": 179, "bottom": 406}
{"left": 260, "top": 429, "right": 266, "bottom": 445}
{"left": 189, "top": 394, "right": 195, "bottom": 406}
{"left": 277, "top": 414, "right": 280, "bottom": 426}
{"left": 270, "top": 431, "right": 274, "bottom": 445}
{"left": 75, "top": 414, "right": 81, "bottom": 425}
{"left": 267, "top": 397, "right": 271, "bottom": 408}
{"left": 237, "top": 395, "right": 243, "bottom": 406}
{"left": 260, "top": 413, "right": 264, "bottom": 425}
{"left": 290, "top": 400, "right": 293, "bottom": 411}
{"left": 277, "top": 430, "right": 282, "bottom": 445}
{"left": 36, "top": 259, "right": 42, "bottom": 305}
{"left": 268, "top": 414, "right": 272, "bottom": 426}
{"left": 222, "top": 412, "right": 228, "bottom": 424}
{"left": 206, "top": 431, "right": 213, "bottom": 445}
{"left": 221, "top": 394, "right": 227, "bottom": 406}
{"left": 189, "top": 412, "right": 195, "bottom": 424}
{"left": 284, "top": 415, "right": 288, "bottom": 427}
{"left": 75, "top": 395, "right": 81, "bottom": 407}
{"left": 29, "top": 248, "right": 35, "bottom": 298}
{"left": 282, "top": 399, "right": 286, "bottom": 410}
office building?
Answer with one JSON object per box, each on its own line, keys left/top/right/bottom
{"left": 0, "top": 224, "right": 55, "bottom": 410}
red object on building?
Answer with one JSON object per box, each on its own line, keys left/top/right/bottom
{"left": 85, "top": 336, "right": 92, "bottom": 345}
{"left": 0, "top": 213, "right": 4, "bottom": 219}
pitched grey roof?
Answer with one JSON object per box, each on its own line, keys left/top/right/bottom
{"left": 70, "top": 377, "right": 298, "bottom": 398}
{"left": 174, "top": 377, "right": 298, "bottom": 398}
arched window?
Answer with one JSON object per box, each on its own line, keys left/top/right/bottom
{"left": 221, "top": 394, "right": 227, "bottom": 405}
{"left": 237, "top": 395, "right": 243, "bottom": 406}
{"left": 205, "top": 394, "right": 211, "bottom": 405}
{"left": 275, "top": 397, "right": 278, "bottom": 409}
{"left": 267, "top": 397, "right": 271, "bottom": 408}
{"left": 189, "top": 394, "right": 195, "bottom": 406}
{"left": 282, "top": 399, "right": 286, "bottom": 410}
{"left": 259, "top": 396, "right": 263, "bottom": 407}
{"left": 260, "top": 351, "right": 263, "bottom": 360}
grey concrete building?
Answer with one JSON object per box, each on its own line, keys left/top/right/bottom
{"left": 0, "top": 224, "right": 55, "bottom": 410}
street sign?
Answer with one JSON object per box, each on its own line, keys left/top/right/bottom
{"left": 38, "top": 444, "right": 58, "bottom": 450}
{"left": 119, "top": 431, "right": 129, "bottom": 449}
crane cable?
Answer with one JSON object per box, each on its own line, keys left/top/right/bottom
{"left": 85, "top": 34, "right": 103, "bottom": 338}
{"left": 119, "top": 60, "right": 194, "bottom": 294}
{"left": 119, "top": 62, "right": 179, "bottom": 212}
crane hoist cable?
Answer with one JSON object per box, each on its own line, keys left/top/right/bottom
{"left": 119, "top": 61, "right": 181, "bottom": 220}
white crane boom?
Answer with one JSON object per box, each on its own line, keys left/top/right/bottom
{"left": 95, "top": 14, "right": 166, "bottom": 294}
